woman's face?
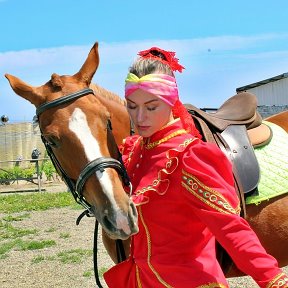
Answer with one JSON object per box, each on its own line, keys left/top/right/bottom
{"left": 126, "top": 89, "right": 174, "bottom": 138}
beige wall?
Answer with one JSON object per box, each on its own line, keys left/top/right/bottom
{"left": 0, "top": 122, "right": 46, "bottom": 168}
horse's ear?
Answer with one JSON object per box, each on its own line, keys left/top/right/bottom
{"left": 5, "top": 74, "right": 45, "bottom": 106}
{"left": 75, "top": 42, "right": 100, "bottom": 85}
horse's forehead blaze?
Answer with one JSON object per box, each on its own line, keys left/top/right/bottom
{"left": 68, "top": 108, "right": 100, "bottom": 159}
{"left": 68, "top": 107, "right": 121, "bottom": 204}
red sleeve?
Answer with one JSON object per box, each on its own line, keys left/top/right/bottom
{"left": 181, "top": 140, "right": 286, "bottom": 287}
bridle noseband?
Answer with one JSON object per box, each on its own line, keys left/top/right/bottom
{"left": 36, "top": 88, "right": 131, "bottom": 215}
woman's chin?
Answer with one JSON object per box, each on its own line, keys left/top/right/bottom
{"left": 137, "top": 127, "right": 152, "bottom": 137}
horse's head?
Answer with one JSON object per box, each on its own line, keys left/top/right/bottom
{"left": 5, "top": 42, "right": 138, "bottom": 240}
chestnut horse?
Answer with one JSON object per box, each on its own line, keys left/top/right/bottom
{"left": 5, "top": 43, "right": 137, "bottom": 262}
{"left": 5, "top": 42, "right": 288, "bottom": 278}
{"left": 265, "top": 110, "right": 288, "bottom": 133}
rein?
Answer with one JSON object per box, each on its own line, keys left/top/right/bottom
{"left": 36, "top": 88, "right": 130, "bottom": 287}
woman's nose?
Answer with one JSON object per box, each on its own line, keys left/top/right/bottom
{"left": 136, "top": 108, "right": 146, "bottom": 122}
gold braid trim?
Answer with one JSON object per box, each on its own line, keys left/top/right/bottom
{"left": 266, "top": 272, "right": 288, "bottom": 288}
{"left": 136, "top": 265, "right": 142, "bottom": 288}
{"left": 138, "top": 208, "right": 229, "bottom": 288}
{"left": 126, "top": 136, "right": 142, "bottom": 166}
{"left": 139, "top": 207, "right": 173, "bottom": 287}
{"left": 134, "top": 138, "right": 196, "bottom": 197}
{"left": 197, "top": 283, "right": 228, "bottom": 288}
{"left": 182, "top": 169, "right": 240, "bottom": 215}
{"left": 144, "top": 129, "right": 187, "bottom": 149}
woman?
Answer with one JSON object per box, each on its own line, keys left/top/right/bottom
{"left": 104, "top": 47, "right": 288, "bottom": 287}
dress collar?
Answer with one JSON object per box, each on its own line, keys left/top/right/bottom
{"left": 142, "top": 118, "right": 187, "bottom": 149}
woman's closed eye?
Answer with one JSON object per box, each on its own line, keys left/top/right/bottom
{"left": 147, "top": 106, "right": 157, "bottom": 111}
{"left": 127, "top": 104, "right": 137, "bottom": 110}
{"left": 127, "top": 105, "right": 157, "bottom": 111}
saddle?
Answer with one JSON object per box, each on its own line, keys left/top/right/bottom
{"left": 185, "top": 91, "right": 273, "bottom": 274}
{"left": 185, "top": 92, "right": 262, "bottom": 131}
{"left": 185, "top": 92, "right": 273, "bottom": 198}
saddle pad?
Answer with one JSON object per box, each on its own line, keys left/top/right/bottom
{"left": 246, "top": 121, "right": 288, "bottom": 205}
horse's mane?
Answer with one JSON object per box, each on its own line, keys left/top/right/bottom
{"left": 90, "top": 83, "right": 126, "bottom": 106}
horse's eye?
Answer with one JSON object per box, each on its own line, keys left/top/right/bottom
{"left": 44, "top": 135, "right": 60, "bottom": 148}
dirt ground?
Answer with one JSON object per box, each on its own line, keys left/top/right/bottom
{"left": 0, "top": 181, "right": 114, "bottom": 288}
{"left": 0, "top": 182, "right": 287, "bottom": 288}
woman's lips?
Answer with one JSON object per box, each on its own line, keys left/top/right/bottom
{"left": 137, "top": 125, "right": 150, "bottom": 131}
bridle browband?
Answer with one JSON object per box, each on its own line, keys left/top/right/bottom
{"left": 36, "top": 88, "right": 93, "bottom": 115}
{"left": 36, "top": 88, "right": 131, "bottom": 216}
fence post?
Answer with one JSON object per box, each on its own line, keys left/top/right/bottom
{"left": 35, "top": 160, "right": 41, "bottom": 192}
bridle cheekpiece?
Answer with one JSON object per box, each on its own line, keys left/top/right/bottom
{"left": 36, "top": 88, "right": 131, "bottom": 218}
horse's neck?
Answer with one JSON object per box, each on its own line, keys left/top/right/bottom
{"left": 94, "top": 89, "right": 128, "bottom": 120}
{"left": 265, "top": 111, "right": 288, "bottom": 133}
{"left": 90, "top": 83, "right": 131, "bottom": 143}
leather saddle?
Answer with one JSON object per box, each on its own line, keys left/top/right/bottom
{"left": 185, "top": 92, "right": 272, "bottom": 198}
{"left": 185, "top": 92, "right": 262, "bottom": 131}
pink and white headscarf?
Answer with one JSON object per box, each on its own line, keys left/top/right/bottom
{"left": 125, "top": 72, "right": 179, "bottom": 106}
{"left": 124, "top": 47, "right": 202, "bottom": 138}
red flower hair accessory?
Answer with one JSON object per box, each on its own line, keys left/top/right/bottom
{"left": 138, "top": 47, "right": 185, "bottom": 73}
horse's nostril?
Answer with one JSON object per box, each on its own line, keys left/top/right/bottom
{"left": 102, "top": 215, "right": 113, "bottom": 231}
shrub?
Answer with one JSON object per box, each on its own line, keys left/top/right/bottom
{"left": 40, "top": 160, "right": 57, "bottom": 181}
{"left": 0, "top": 166, "right": 37, "bottom": 184}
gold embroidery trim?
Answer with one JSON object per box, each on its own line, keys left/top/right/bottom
{"left": 134, "top": 137, "right": 196, "bottom": 196}
{"left": 182, "top": 169, "right": 240, "bottom": 215}
{"left": 197, "top": 283, "right": 227, "bottom": 288}
{"left": 144, "top": 129, "right": 187, "bottom": 149}
{"left": 139, "top": 207, "right": 229, "bottom": 288}
{"left": 136, "top": 265, "right": 142, "bottom": 288}
{"left": 266, "top": 272, "right": 288, "bottom": 288}
{"left": 127, "top": 136, "right": 142, "bottom": 165}
{"left": 139, "top": 207, "right": 173, "bottom": 287}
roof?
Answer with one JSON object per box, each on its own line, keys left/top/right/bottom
{"left": 236, "top": 72, "right": 288, "bottom": 92}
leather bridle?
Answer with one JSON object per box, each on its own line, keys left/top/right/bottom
{"left": 36, "top": 88, "right": 131, "bottom": 216}
{"left": 36, "top": 88, "right": 132, "bottom": 287}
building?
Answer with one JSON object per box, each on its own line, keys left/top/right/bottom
{"left": 236, "top": 73, "right": 288, "bottom": 118}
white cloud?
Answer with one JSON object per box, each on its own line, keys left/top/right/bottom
{"left": 1, "top": 33, "right": 288, "bottom": 122}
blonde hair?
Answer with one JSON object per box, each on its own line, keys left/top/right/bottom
{"left": 129, "top": 57, "right": 174, "bottom": 78}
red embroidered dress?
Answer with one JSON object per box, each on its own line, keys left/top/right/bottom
{"left": 104, "top": 119, "right": 287, "bottom": 288}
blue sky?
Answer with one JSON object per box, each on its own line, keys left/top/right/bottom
{"left": 1, "top": 0, "right": 288, "bottom": 122}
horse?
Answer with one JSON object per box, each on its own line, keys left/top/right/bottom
{"left": 5, "top": 42, "right": 288, "bottom": 279}
{"left": 265, "top": 110, "right": 288, "bottom": 133}
{"left": 5, "top": 42, "right": 137, "bottom": 264}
